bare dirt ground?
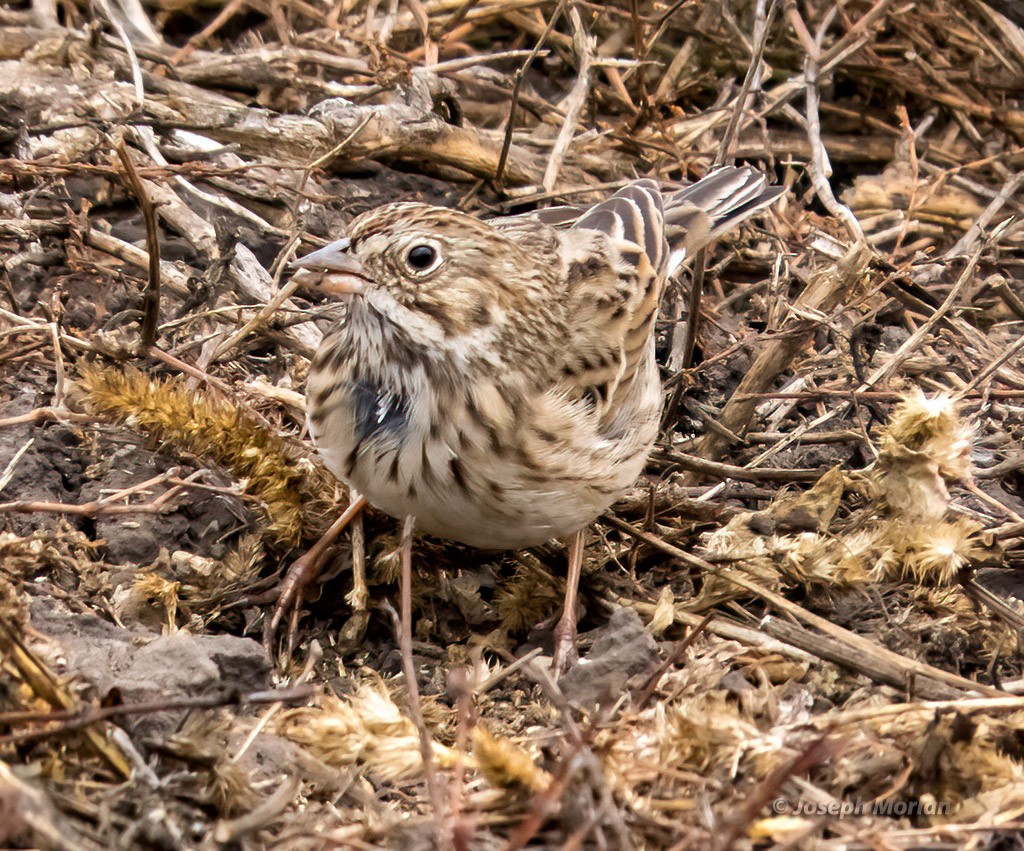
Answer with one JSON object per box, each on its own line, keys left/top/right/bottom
{"left": 2, "top": 0, "right": 1024, "bottom": 848}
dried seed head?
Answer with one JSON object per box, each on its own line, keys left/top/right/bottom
{"left": 471, "top": 724, "right": 550, "bottom": 792}
{"left": 75, "top": 365, "right": 335, "bottom": 547}
{"left": 875, "top": 391, "right": 973, "bottom": 523}
{"left": 277, "top": 682, "right": 457, "bottom": 782}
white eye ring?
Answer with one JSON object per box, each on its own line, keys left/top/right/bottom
{"left": 402, "top": 240, "right": 443, "bottom": 276}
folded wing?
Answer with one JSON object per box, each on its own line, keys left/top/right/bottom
{"left": 496, "top": 167, "right": 783, "bottom": 426}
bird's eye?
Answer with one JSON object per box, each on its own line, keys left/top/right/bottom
{"left": 406, "top": 243, "right": 440, "bottom": 273}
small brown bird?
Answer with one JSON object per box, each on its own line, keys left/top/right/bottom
{"left": 292, "top": 167, "right": 783, "bottom": 667}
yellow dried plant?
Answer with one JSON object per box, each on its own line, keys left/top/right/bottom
{"left": 472, "top": 724, "right": 550, "bottom": 792}
{"left": 277, "top": 682, "right": 457, "bottom": 783}
{"left": 76, "top": 365, "right": 334, "bottom": 546}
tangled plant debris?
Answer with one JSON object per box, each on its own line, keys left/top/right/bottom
{"left": 1, "top": 0, "right": 1024, "bottom": 847}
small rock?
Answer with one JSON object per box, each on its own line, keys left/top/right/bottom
{"left": 560, "top": 607, "right": 660, "bottom": 709}
{"left": 29, "top": 596, "right": 270, "bottom": 739}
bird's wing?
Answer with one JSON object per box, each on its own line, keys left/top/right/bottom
{"left": 551, "top": 179, "right": 669, "bottom": 421}
{"left": 495, "top": 168, "right": 783, "bottom": 423}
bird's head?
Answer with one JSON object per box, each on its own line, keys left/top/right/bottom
{"left": 292, "top": 203, "right": 546, "bottom": 346}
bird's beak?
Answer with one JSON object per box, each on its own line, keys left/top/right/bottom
{"left": 289, "top": 238, "right": 368, "bottom": 296}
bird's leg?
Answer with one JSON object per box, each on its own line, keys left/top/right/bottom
{"left": 345, "top": 495, "right": 368, "bottom": 613}
{"left": 269, "top": 494, "right": 368, "bottom": 645}
{"left": 552, "top": 528, "right": 585, "bottom": 675}
{"left": 336, "top": 497, "right": 371, "bottom": 650}
{"left": 395, "top": 515, "right": 445, "bottom": 821}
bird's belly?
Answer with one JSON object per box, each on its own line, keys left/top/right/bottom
{"left": 348, "top": 453, "right": 637, "bottom": 549}
{"left": 309, "top": 369, "right": 661, "bottom": 550}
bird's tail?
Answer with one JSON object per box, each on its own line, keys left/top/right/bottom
{"left": 663, "top": 166, "right": 784, "bottom": 275}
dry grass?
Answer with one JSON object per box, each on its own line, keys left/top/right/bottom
{"left": 1, "top": 0, "right": 1024, "bottom": 847}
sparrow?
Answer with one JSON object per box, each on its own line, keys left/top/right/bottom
{"left": 290, "top": 166, "right": 783, "bottom": 666}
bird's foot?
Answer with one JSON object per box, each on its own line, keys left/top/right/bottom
{"left": 266, "top": 496, "right": 367, "bottom": 659}
{"left": 551, "top": 610, "right": 580, "bottom": 676}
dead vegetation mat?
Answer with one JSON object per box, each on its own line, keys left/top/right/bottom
{"left": 2, "top": 0, "right": 1024, "bottom": 847}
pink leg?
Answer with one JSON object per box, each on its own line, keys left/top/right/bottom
{"left": 269, "top": 495, "right": 368, "bottom": 644}
{"left": 552, "top": 528, "right": 585, "bottom": 675}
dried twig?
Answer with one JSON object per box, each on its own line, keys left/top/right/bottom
{"left": 392, "top": 516, "right": 446, "bottom": 832}
{"left": 0, "top": 685, "right": 313, "bottom": 746}
{"left": 793, "top": 5, "right": 866, "bottom": 243}
{"left": 115, "top": 139, "right": 162, "bottom": 349}
{"left": 541, "top": 6, "right": 593, "bottom": 193}
{"left": 694, "top": 244, "right": 871, "bottom": 464}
